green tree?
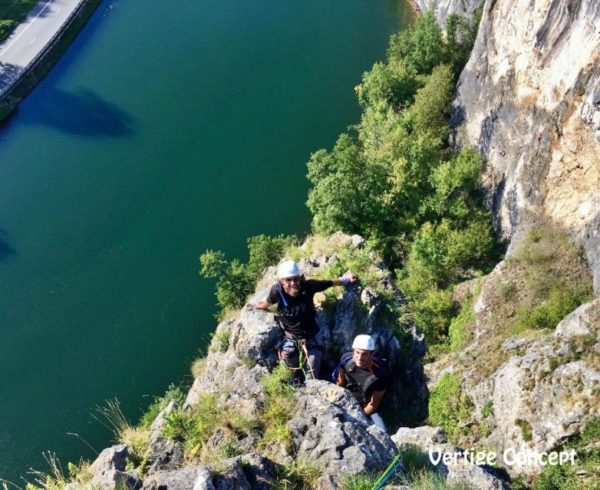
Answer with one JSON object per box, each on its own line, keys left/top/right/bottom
{"left": 406, "top": 64, "right": 454, "bottom": 142}
{"left": 357, "top": 60, "right": 420, "bottom": 110}
{"left": 387, "top": 11, "right": 446, "bottom": 74}
{"left": 307, "top": 133, "right": 387, "bottom": 235}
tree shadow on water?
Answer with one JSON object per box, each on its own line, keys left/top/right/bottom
{"left": 0, "top": 229, "right": 16, "bottom": 262}
{"left": 27, "top": 87, "right": 135, "bottom": 137}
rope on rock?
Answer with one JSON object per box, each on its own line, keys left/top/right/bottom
{"left": 371, "top": 452, "right": 403, "bottom": 490}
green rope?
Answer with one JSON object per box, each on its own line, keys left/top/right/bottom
{"left": 371, "top": 453, "right": 403, "bottom": 490}
{"left": 297, "top": 341, "right": 308, "bottom": 378}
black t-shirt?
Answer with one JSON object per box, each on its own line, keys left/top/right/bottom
{"left": 267, "top": 278, "right": 333, "bottom": 338}
{"left": 338, "top": 353, "right": 389, "bottom": 405}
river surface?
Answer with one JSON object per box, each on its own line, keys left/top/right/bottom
{"left": 0, "top": 0, "right": 411, "bottom": 481}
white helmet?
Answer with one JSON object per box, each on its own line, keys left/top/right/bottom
{"left": 277, "top": 260, "right": 300, "bottom": 279}
{"left": 352, "top": 334, "right": 376, "bottom": 351}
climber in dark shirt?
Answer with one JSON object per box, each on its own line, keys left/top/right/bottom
{"left": 335, "top": 334, "right": 389, "bottom": 432}
{"left": 255, "top": 259, "right": 357, "bottom": 380}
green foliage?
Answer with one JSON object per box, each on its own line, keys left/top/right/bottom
{"left": 162, "top": 394, "right": 217, "bottom": 452}
{"left": 339, "top": 472, "right": 379, "bottom": 490}
{"left": 481, "top": 400, "right": 493, "bottom": 419}
{"left": 259, "top": 365, "right": 296, "bottom": 452}
{"left": 200, "top": 234, "right": 297, "bottom": 317}
{"left": 139, "top": 383, "right": 186, "bottom": 429}
{"left": 274, "top": 459, "right": 322, "bottom": 490}
{"left": 404, "top": 283, "right": 454, "bottom": 344}
{"left": 509, "top": 228, "right": 593, "bottom": 333}
{"left": 209, "top": 328, "right": 231, "bottom": 353}
{"left": 445, "top": 8, "right": 483, "bottom": 77}
{"left": 398, "top": 216, "right": 492, "bottom": 344}
{"left": 162, "top": 393, "right": 258, "bottom": 462}
{"left": 307, "top": 133, "right": 387, "bottom": 236}
{"left": 515, "top": 288, "right": 586, "bottom": 331}
{"left": 357, "top": 60, "right": 421, "bottom": 109}
{"left": 306, "top": 12, "right": 494, "bottom": 350}
{"left": 388, "top": 12, "right": 446, "bottom": 74}
{"left": 0, "top": 1, "right": 38, "bottom": 42}
{"left": 428, "top": 373, "right": 473, "bottom": 442}
{"left": 407, "top": 64, "right": 454, "bottom": 141}
{"left": 448, "top": 293, "right": 474, "bottom": 351}
{"left": 515, "top": 418, "right": 533, "bottom": 442}
{"left": 26, "top": 453, "right": 93, "bottom": 490}
{"left": 162, "top": 365, "right": 296, "bottom": 466}
{"left": 342, "top": 446, "right": 476, "bottom": 489}
{"left": 533, "top": 417, "right": 600, "bottom": 490}
{"left": 387, "top": 9, "right": 481, "bottom": 78}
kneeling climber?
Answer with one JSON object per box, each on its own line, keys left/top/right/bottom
{"left": 334, "top": 334, "right": 389, "bottom": 432}
{"left": 255, "top": 259, "right": 357, "bottom": 381}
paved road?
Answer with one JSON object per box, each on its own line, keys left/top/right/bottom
{"left": 0, "top": 0, "right": 85, "bottom": 97}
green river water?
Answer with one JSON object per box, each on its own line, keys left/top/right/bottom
{"left": 0, "top": 0, "right": 411, "bottom": 481}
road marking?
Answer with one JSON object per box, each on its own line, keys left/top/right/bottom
{"left": 0, "top": 1, "right": 53, "bottom": 55}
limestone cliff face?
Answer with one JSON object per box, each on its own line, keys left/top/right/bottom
{"left": 450, "top": 0, "right": 600, "bottom": 291}
{"left": 411, "top": 0, "right": 482, "bottom": 27}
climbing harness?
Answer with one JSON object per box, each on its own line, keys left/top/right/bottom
{"left": 298, "top": 338, "right": 317, "bottom": 379}
{"left": 278, "top": 336, "right": 317, "bottom": 379}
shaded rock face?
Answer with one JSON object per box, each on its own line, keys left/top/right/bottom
{"left": 451, "top": 0, "right": 600, "bottom": 291}
{"left": 411, "top": 0, "right": 483, "bottom": 28}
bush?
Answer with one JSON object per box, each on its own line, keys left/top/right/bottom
{"left": 515, "top": 288, "right": 585, "bottom": 331}
{"left": 307, "top": 133, "right": 387, "bottom": 236}
{"left": 139, "top": 383, "right": 187, "bottom": 429}
{"left": 275, "top": 459, "right": 322, "bottom": 489}
{"left": 407, "top": 64, "right": 454, "bottom": 141}
{"left": 0, "top": 1, "right": 38, "bottom": 42}
{"left": 162, "top": 393, "right": 258, "bottom": 463}
{"left": 448, "top": 293, "right": 474, "bottom": 351}
{"left": 509, "top": 228, "right": 593, "bottom": 333}
{"left": 445, "top": 9, "right": 483, "bottom": 77}
{"left": 258, "top": 365, "right": 296, "bottom": 453}
{"left": 305, "top": 12, "right": 495, "bottom": 351}
{"left": 357, "top": 60, "right": 420, "bottom": 109}
{"left": 428, "top": 373, "right": 473, "bottom": 442}
{"left": 388, "top": 12, "right": 446, "bottom": 74}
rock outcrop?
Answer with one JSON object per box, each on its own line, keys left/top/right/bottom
{"left": 80, "top": 234, "right": 435, "bottom": 488}
{"left": 469, "top": 299, "right": 599, "bottom": 475}
{"left": 426, "top": 281, "right": 600, "bottom": 478}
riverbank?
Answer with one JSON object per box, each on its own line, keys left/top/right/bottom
{"left": 0, "top": 0, "right": 100, "bottom": 120}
